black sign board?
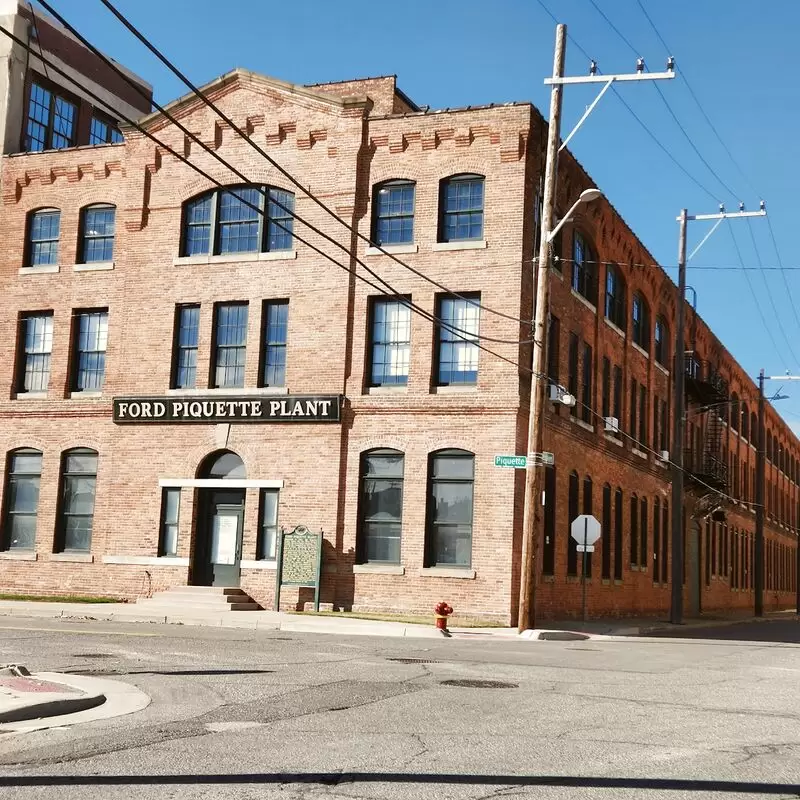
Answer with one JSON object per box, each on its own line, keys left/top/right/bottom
{"left": 274, "top": 526, "right": 323, "bottom": 612}
{"left": 112, "top": 395, "right": 342, "bottom": 424}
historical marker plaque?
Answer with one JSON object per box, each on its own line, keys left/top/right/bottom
{"left": 274, "top": 525, "right": 323, "bottom": 612}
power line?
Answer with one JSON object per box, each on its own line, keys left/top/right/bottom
{"left": 766, "top": 214, "right": 800, "bottom": 340}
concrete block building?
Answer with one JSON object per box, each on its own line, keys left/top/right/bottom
{"left": 0, "top": 60, "right": 796, "bottom": 622}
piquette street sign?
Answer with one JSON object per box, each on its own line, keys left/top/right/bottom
{"left": 112, "top": 395, "right": 342, "bottom": 424}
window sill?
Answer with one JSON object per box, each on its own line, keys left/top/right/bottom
{"left": 14, "top": 392, "right": 48, "bottom": 401}
{"left": 632, "top": 448, "right": 649, "bottom": 460}
{"left": 432, "top": 240, "right": 487, "bottom": 252}
{"left": 19, "top": 264, "right": 59, "bottom": 275}
{"left": 173, "top": 251, "right": 297, "bottom": 266}
{"left": 353, "top": 564, "right": 405, "bottom": 575}
{"left": 603, "top": 433, "right": 624, "bottom": 447}
{"left": 367, "top": 385, "right": 408, "bottom": 395}
{"left": 573, "top": 418, "right": 595, "bottom": 433}
{"left": 569, "top": 289, "right": 597, "bottom": 313}
{"left": 603, "top": 318, "right": 626, "bottom": 339}
{"left": 432, "top": 384, "right": 478, "bottom": 394}
{"left": 51, "top": 553, "right": 94, "bottom": 563}
{"left": 73, "top": 261, "right": 114, "bottom": 272}
{"left": 418, "top": 567, "right": 476, "bottom": 579}
{"left": 632, "top": 342, "right": 650, "bottom": 359}
{"left": 365, "top": 244, "right": 418, "bottom": 256}
{"left": 167, "top": 387, "right": 289, "bottom": 396}
{"left": 102, "top": 555, "right": 189, "bottom": 566}
{"left": 549, "top": 266, "right": 564, "bottom": 281}
{"left": 240, "top": 559, "right": 277, "bottom": 570}
{"left": 655, "top": 361, "right": 669, "bottom": 376}
{"left": 0, "top": 551, "right": 38, "bottom": 561}
{"left": 69, "top": 391, "right": 104, "bottom": 400}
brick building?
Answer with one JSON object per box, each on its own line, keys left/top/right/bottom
{"left": 0, "top": 66, "right": 796, "bottom": 622}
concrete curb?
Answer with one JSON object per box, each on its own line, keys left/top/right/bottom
{"left": 0, "top": 690, "right": 105, "bottom": 724}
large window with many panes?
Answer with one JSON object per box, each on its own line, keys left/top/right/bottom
{"left": 56, "top": 448, "right": 98, "bottom": 553}
{"left": 260, "top": 301, "right": 289, "bottom": 388}
{"left": 17, "top": 312, "right": 53, "bottom": 394}
{"left": 368, "top": 298, "right": 411, "bottom": 387}
{"left": 71, "top": 310, "right": 108, "bottom": 392}
{"left": 439, "top": 175, "right": 484, "bottom": 242}
{"left": 425, "top": 449, "right": 474, "bottom": 568}
{"left": 211, "top": 303, "right": 248, "bottom": 388}
{"left": 435, "top": 295, "right": 480, "bottom": 386}
{"left": 26, "top": 209, "right": 60, "bottom": 267}
{"left": 372, "top": 181, "right": 415, "bottom": 245}
{"left": 1, "top": 449, "right": 42, "bottom": 551}
{"left": 79, "top": 205, "right": 116, "bottom": 263}
{"left": 25, "top": 80, "right": 77, "bottom": 151}
{"left": 358, "top": 449, "right": 404, "bottom": 564}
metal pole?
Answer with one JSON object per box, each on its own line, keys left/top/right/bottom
{"left": 581, "top": 522, "right": 588, "bottom": 622}
{"left": 670, "top": 209, "right": 688, "bottom": 624}
{"left": 518, "top": 23, "right": 566, "bottom": 633}
{"left": 755, "top": 369, "right": 765, "bottom": 616}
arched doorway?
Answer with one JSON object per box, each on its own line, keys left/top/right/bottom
{"left": 192, "top": 450, "right": 247, "bottom": 587}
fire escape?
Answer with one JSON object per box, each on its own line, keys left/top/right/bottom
{"left": 683, "top": 354, "right": 728, "bottom": 492}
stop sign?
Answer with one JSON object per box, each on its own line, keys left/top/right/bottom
{"left": 570, "top": 514, "right": 601, "bottom": 546}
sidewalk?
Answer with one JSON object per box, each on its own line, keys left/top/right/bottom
{"left": 1, "top": 597, "right": 793, "bottom": 639}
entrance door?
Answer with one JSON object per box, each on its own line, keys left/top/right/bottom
{"left": 202, "top": 489, "right": 245, "bottom": 587}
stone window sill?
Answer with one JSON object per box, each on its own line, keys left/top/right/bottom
{"left": 69, "top": 391, "right": 104, "bottom": 400}
{"left": 365, "top": 244, "right": 418, "bottom": 256}
{"left": 603, "top": 317, "right": 626, "bottom": 339}
{"left": 353, "top": 564, "right": 405, "bottom": 575}
{"left": 573, "top": 418, "right": 595, "bottom": 433}
{"left": 73, "top": 261, "right": 114, "bottom": 272}
{"left": 239, "top": 559, "right": 277, "bottom": 570}
{"left": 166, "top": 387, "right": 289, "bottom": 396}
{"left": 570, "top": 289, "right": 597, "bottom": 313}
{"left": 367, "top": 385, "right": 408, "bottom": 395}
{"left": 14, "top": 392, "right": 48, "bottom": 401}
{"left": 603, "top": 433, "right": 624, "bottom": 447}
{"left": 418, "top": 567, "right": 476, "bottom": 579}
{"left": 173, "top": 251, "right": 297, "bottom": 266}
{"left": 51, "top": 552, "right": 94, "bottom": 563}
{"left": 432, "top": 240, "right": 487, "bottom": 252}
{"left": 0, "top": 551, "right": 37, "bottom": 561}
{"left": 550, "top": 266, "right": 564, "bottom": 281}
{"left": 632, "top": 448, "right": 649, "bottom": 460}
{"left": 632, "top": 342, "right": 650, "bottom": 359}
{"left": 432, "top": 384, "right": 478, "bottom": 394}
{"left": 19, "top": 264, "right": 59, "bottom": 275}
{"left": 655, "top": 361, "right": 669, "bottom": 376}
{"left": 102, "top": 555, "right": 189, "bottom": 566}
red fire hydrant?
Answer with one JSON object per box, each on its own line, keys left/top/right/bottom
{"left": 434, "top": 601, "right": 453, "bottom": 632}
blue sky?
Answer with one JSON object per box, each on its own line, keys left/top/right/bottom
{"left": 46, "top": 0, "right": 800, "bottom": 430}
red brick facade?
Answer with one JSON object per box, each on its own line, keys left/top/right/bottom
{"left": 0, "top": 70, "right": 796, "bottom": 622}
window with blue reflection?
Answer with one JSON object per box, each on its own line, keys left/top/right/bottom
{"left": 369, "top": 299, "right": 410, "bottom": 386}
{"left": 74, "top": 310, "right": 108, "bottom": 392}
{"left": 436, "top": 295, "right": 480, "bottom": 386}
{"left": 267, "top": 189, "right": 294, "bottom": 251}
{"left": 184, "top": 195, "right": 212, "bottom": 256}
{"left": 262, "top": 301, "right": 288, "bottom": 387}
{"left": 219, "top": 187, "right": 261, "bottom": 254}
{"left": 213, "top": 303, "right": 248, "bottom": 388}
{"left": 173, "top": 305, "right": 200, "bottom": 389}
{"left": 81, "top": 205, "right": 115, "bottom": 263}
{"left": 28, "top": 209, "right": 60, "bottom": 266}
{"left": 440, "top": 176, "right": 484, "bottom": 242}
{"left": 374, "top": 182, "right": 415, "bottom": 245}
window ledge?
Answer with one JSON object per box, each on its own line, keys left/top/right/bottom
{"left": 51, "top": 553, "right": 93, "bottom": 563}
{"left": 433, "top": 384, "right": 478, "bottom": 394}
{"left": 353, "top": 564, "right": 405, "bottom": 575}
{"left": 73, "top": 261, "right": 114, "bottom": 272}
{"left": 14, "top": 392, "right": 48, "bottom": 401}
{"left": 367, "top": 385, "right": 408, "bottom": 395}
{"left": 655, "top": 361, "right": 669, "bottom": 376}
{"left": 0, "top": 551, "right": 38, "bottom": 561}
{"left": 569, "top": 289, "right": 597, "bottom": 313}
{"left": 240, "top": 559, "right": 277, "bottom": 570}
{"left": 365, "top": 244, "right": 418, "bottom": 256}
{"left": 632, "top": 342, "right": 650, "bottom": 359}
{"left": 603, "top": 318, "right": 626, "bottom": 339}
{"left": 102, "top": 555, "right": 189, "bottom": 566}
{"left": 573, "top": 418, "right": 595, "bottom": 433}
{"left": 603, "top": 433, "right": 624, "bottom": 447}
{"left": 173, "top": 252, "right": 296, "bottom": 266}
{"left": 549, "top": 266, "right": 564, "bottom": 281}
{"left": 19, "top": 264, "right": 59, "bottom": 275}
{"left": 632, "top": 448, "right": 649, "bottom": 460}
{"left": 69, "top": 391, "right": 104, "bottom": 400}
{"left": 260, "top": 251, "right": 297, "bottom": 262}
{"left": 418, "top": 567, "right": 476, "bottom": 579}
{"left": 432, "top": 240, "right": 487, "bottom": 252}
{"left": 167, "top": 387, "right": 289, "bottom": 396}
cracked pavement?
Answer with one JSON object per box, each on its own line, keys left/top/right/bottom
{"left": 0, "top": 617, "right": 799, "bottom": 799}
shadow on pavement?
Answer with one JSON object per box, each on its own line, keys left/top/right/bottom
{"left": 0, "top": 773, "right": 797, "bottom": 793}
{"left": 646, "top": 619, "right": 800, "bottom": 644}
{"left": 64, "top": 668, "right": 274, "bottom": 677}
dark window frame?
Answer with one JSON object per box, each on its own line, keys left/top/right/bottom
{"left": 581, "top": 342, "right": 592, "bottom": 424}
{"left": 260, "top": 300, "right": 289, "bottom": 388}
{"left": 604, "top": 263, "right": 626, "bottom": 329}
{"left": 614, "top": 487, "right": 623, "bottom": 580}
{"left": 56, "top": 447, "right": 98, "bottom": 553}
{"left": 24, "top": 77, "right": 78, "bottom": 152}
{"left": 25, "top": 208, "right": 61, "bottom": 267}
{"left": 89, "top": 112, "right": 123, "bottom": 145}
{"left": 372, "top": 180, "right": 416, "bottom": 246}
{"left": 632, "top": 293, "right": 650, "bottom": 350}
{"left": 158, "top": 488, "right": 180, "bottom": 557}
{"left": 70, "top": 308, "right": 109, "bottom": 393}
{"left": 171, "top": 304, "right": 201, "bottom": 390}
{"left": 367, "top": 296, "right": 411, "bottom": 388}
{"left": 1, "top": 448, "right": 43, "bottom": 551}
{"left": 571, "top": 231, "right": 598, "bottom": 305}
{"left": 210, "top": 302, "right": 249, "bottom": 389}
{"left": 438, "top": 174, "right": 485, "bottom": 243}
{"left": 434, "top": 294, "right": 480, "bottom": 387}
{"left": 357, "top": 448, "right": 404, "bottom": 565}
{"left": 257, "top": 488, "right": 280, "bottom": 560}
{"left": 567, "top": 471, "right": 579, "bottom": 576}
{"left": 654, "top": 316, "right": 669, "bottom": 366}
{"left": 16, "top": 311, "right": 53, "bottom": 394}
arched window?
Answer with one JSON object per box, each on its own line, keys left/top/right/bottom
{"left": 26, "top": 208, "right": 60, "bottom": 267}
{"left": 372, "top": 180, "right": 415, "bottom": 245}
{"left": 1, "top": 448, "right": 42, "bottom": 551}
{"left": 181, "top": 185, "right": 294, "bottom": 256}
{"left": 358, "top": 449, "right": 404, "bottom": 564}
{"left": 731, "top": 393, "right": 740, "bottom": 432}
{"left": 79, "top": 204, "right": 116, "bottom": 263}
{"left": 604, "top": 263, "right": 626, "bottom": 329}
{"left": 572, "top": 231, "right": 598, "bottom": 305}
{"left": 439, "top": 174, "right": 484, "bottom": 242}
{"left": 198, "top": 449, "right": 246, "bottom": 479}
{"left": 741, "top": 402, "right": 749, "bottom": 441}
{"left": 654, "top": 316, "right": 669, "bottom": 367}
{"left": 425, "top": 449, "right": 474, "bottom": 567}
{"left": 632, "top": 293, "right": 650, "bottom": 350}
{"left": 57, "top": 448, "right": 98, "bottom": 552}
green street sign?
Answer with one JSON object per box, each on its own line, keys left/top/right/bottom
{"left": 494, "top": 455, "right": 527, "bottom": 468}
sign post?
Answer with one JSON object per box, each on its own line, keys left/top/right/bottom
{"left": 570, "top": 514, "right": 601, "bottom": 622}
{"left": 274, "top": 525, "right": 323, "bottom": 612}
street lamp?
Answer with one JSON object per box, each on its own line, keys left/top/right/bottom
{"left": 547, "top": 188, "right": 603, "bottom": 244}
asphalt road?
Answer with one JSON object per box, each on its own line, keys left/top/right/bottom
{"left": 648, "top": 618, "right": 800, "bottom": 643}
{"left": 1, "top": 617, "right": 799, "bottom": 800}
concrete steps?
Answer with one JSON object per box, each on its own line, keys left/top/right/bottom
{"left": 135, "top": 586, "right": 262, "bottom": 613}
